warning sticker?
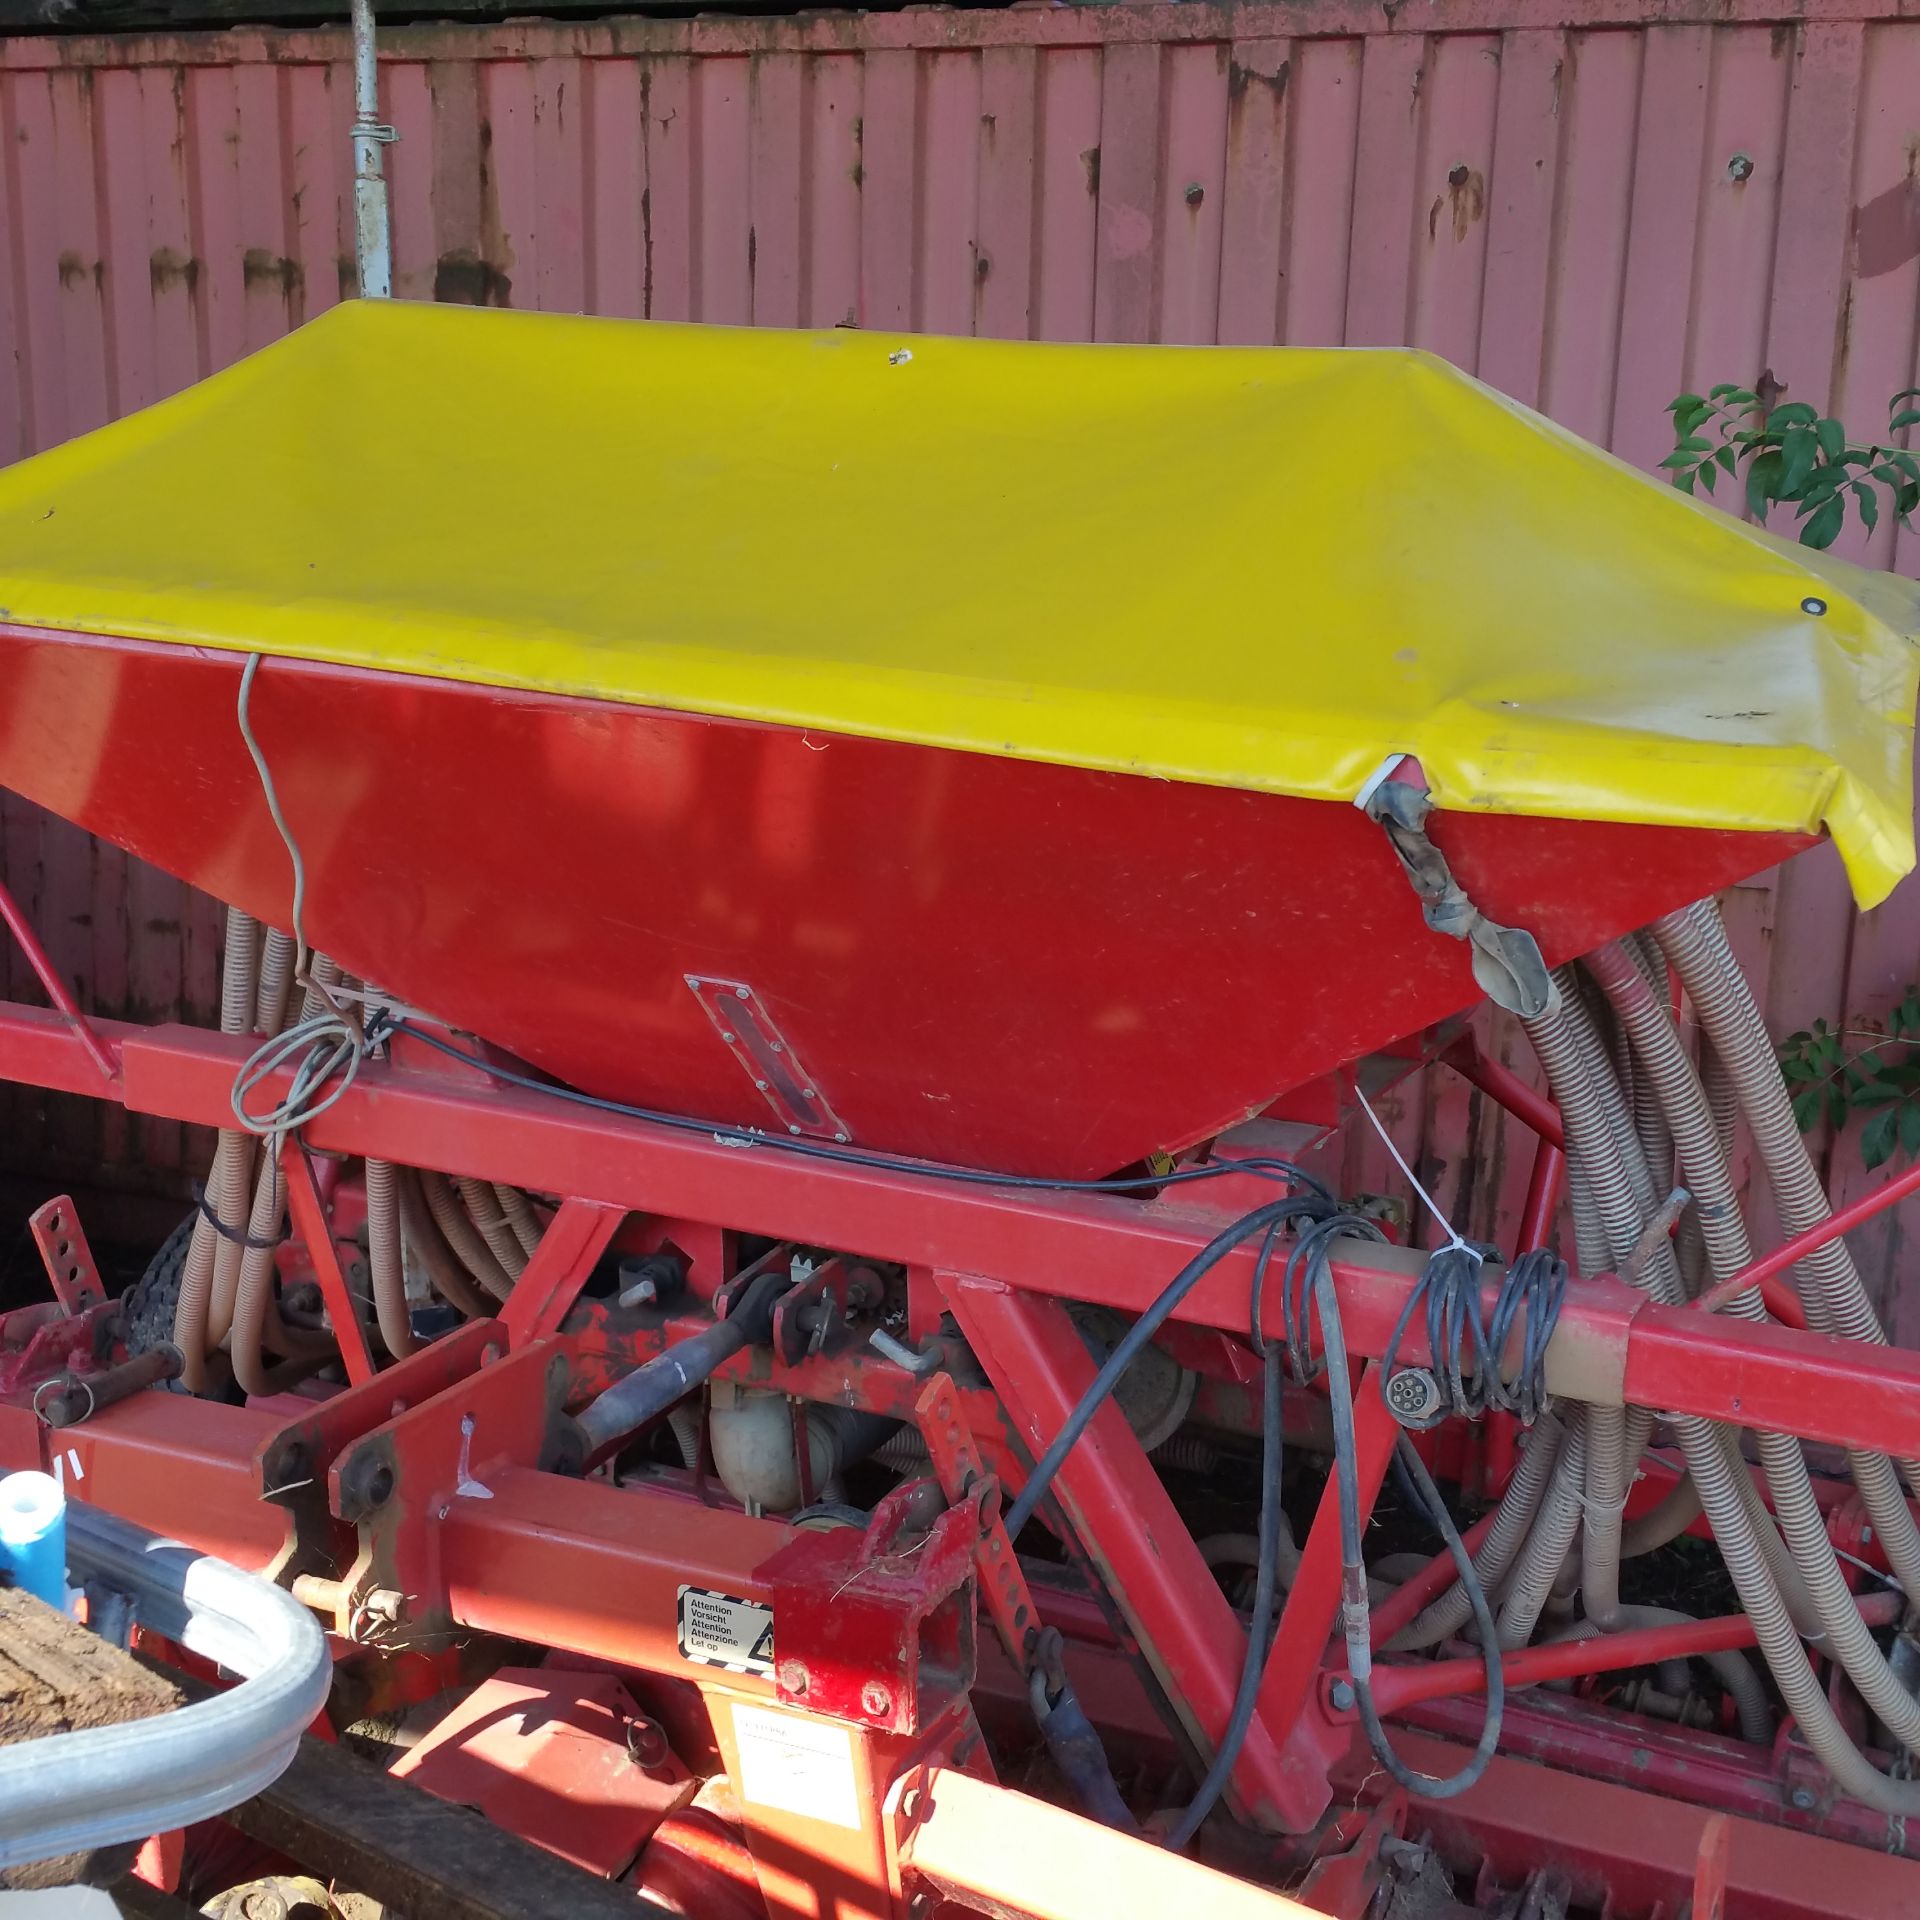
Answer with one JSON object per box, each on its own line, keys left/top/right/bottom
{"left": 731, "top": 1702, "right": 861, "bottom": 1829}
{"left": 677, "top": 1585, "right": 775, "bottom": 1677}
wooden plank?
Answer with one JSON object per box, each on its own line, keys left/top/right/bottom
{"left": 226, "top": 1729, "right": 677, "bottom": 1920}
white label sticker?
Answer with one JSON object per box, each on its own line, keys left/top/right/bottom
{"left": 677, "top": 1585, "right": 775, "bottom": 1677}
{"left": 731, "top": 1703, "right": 861, "bottom": 1830}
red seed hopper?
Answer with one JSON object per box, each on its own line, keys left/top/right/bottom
{"left": 0, "top": 305, "right": 1915, "bottom": 1919}
{"left": 0, "top": 301, "right": 1906, "bottom": 1175}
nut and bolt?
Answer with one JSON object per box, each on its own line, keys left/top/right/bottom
{"left": 778, "top": 1658, "right": 811, "bottom": 1696}
{"left": 619, "top": 1275, "right": 659, "bottom": 1308}
{"left": 861, "top": 1680, "right": 894, "bottom": 1717}
{"left": 1789, "top": 1786, "right": 1817, "bottom": 1810}
{"left": 1329, "top": 1679, "right": 1357, "bottom": 1712}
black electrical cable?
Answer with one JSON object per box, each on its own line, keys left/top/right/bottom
{"left": 1378, "top": 1244, "right": 1568, "bottom": 1430}
{"left": 1163, "top": 1229, "right": 1288, "bottom": 1850}
{"left": 385, "top": 1017, "right": 1330, "bottom": 1209}
{"left": 1002, "top": 1196, "right": 1313, "bottom": 1540}
{"left": 1308, "top": 1227, "right": 1505, "bottom": 1801}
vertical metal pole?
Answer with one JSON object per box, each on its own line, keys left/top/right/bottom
{"left": 350, "top": 0, "right": 393, "bottom": 300}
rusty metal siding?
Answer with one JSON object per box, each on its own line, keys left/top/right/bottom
{"left": 0, "top": 2, "right": 1918, "bottom": 1278}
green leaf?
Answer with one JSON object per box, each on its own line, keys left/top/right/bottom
{"left": 1782, "top": 1056, "right": 1819, "bottom": 1082}
{"left": 1781, "top": 428, "right": 1820, "bottom": 494}
{"left": 1900, "top": 1100, "right": 1920, "bottom": 1160}
{"left": 1675, "top": 466, "right": 1698, "bottom": 495}
{"left": 1769, "top": 402, "right": 1820, "bottom": 428}
{"left": 1714, "top": 444, "right": 1739, "bottom": 474}
{"left": 1892, "top": 409, "right": 1920, "bottom": 433}
{"left": 1801, "top": 497, "right": 1846, "bottom": 549}
{"left": 1699, "top": 458, "right": 1719, "bottom": 494}
{"left": 1798, "top": 463, "right": 1849, "bottom": 504}
{"left": 1853, "top": 1078, "right": 1903, "bottom": 1103}
{"left": 1783, "top": 1029, "right": 1812, "bottom": 1049}
{"left": 1669, "top": 392, "right": 1707, "bottom": 416}
{"left": 1721, "top": 389, "right": 1758, "bottom": 409}
{"left": 1660, "top": 451, "right": 1699, "bottom": 470}
{"left": 1829, "top": 1084, "right": 1851, "bottom": 1130}
{"left": 1862, "top": 1105, "right": 1898, "bottom": 1170}
{"left": 1860, "top": 1048, "right": 1888, "bottom": 1075}
{"left": 1894, "top": 387, "right": 1920, "bottom": 405}
{"left": 1891, "top": 452, "right": 1920, "bottom": 482}
{"left": 1746, "top": 449, "right": 1785, "bottom": 515}
{"left": 1792, "top": 1088, "right": 1824, "bottom": 1132}
{"left": 1854, "top": 481, "right": 1880, "bottom": 533}
{"left": 1816, "top": 416, "right": 1848, "bottom": 461}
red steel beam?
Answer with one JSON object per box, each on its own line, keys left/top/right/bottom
{"left": 1356, "top": 1590, "right": 1904, "bottom": 1717}
{"left": 1697, "top": 1153, "right": 1920, "bottom": 1312}
{"left": 939, "top": 1276, "right": 1297, "bottom": 1827}
{"left": 98, "top": 1016, "right": 1920, "bottom": 1460}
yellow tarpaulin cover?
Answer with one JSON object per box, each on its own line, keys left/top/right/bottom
{"left": 0, "top": 299, "right": 1915, "bottom": 904}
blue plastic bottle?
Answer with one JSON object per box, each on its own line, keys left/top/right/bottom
{"left": 0, "top": 1469, "right": 68, "bottom": 1608}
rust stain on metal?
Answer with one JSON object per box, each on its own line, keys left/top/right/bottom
{"left": 1429, "top": 163, "right": 1485, "bottom": 243}
{"left": 55, "top": 251, "right": 100, "bottom": 291}
{"left": 241, "top": 248, "right": 303, "bottom": 300}
{"left": 147, "top": 247, "right": 198, "bottom": 295}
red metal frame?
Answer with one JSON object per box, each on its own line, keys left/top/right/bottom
{"left": 3, "top": 978, "right": 1920, "bottom": 1912}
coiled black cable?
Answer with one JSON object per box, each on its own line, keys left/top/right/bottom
{"left": 1305, "top": 1223, "right": 1506, "bottom": 1801}
{"left": 1379, "top": 1244, "right": 1568, "bottom": 1430}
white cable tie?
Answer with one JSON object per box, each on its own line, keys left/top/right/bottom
{"left": 1353, "top": 1083, "right": 1478, "bottom": 1260}
{"left": 1352, "top": 753, "right": 1408, "bottom": 813}
{"left": 1571, "top": 1484, "right": 1633, "bottom": 1521}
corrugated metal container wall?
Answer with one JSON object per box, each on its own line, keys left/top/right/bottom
{"left": 0, "top": 1, "right": 1917, "bottom": 1294}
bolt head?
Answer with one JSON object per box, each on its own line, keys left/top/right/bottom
{"left": 1329, "top": 1679, "right": 1357, "bottom": 1712}
{"left": 1790, "top": 1786, "right": 1817, "bottom": 1810}
{"left": 735, "top": 985, "right": 750, "bottom": 1000}
{"left": 1801, "top": 597, "right": 1827, "bottom": 616}
{"left": 861, "top": 1680, "right": 894, "bottom": 1717}
{"left": 778, "top": 1658, "right": 810, "bottom": 1695}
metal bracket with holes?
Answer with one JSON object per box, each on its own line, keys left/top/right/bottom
{"left": 30, "top": 1196, "right": 108, "bottom": 1315}
{"left": 684, "top": 976, "right": 850, "bottom": 1143}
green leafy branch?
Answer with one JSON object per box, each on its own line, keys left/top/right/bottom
{"left": 1781, "top": 989, "right": 1920, "bottom": 1169}
{"left": 1663, "top": 386, "right": 1920, "bottom": 550}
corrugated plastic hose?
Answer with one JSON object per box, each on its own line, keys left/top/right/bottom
{"left": 364, "top": 1158, "right": 416, "bottom": 1361}
{"left": 496, "top": 1183, "right": 544, "bottom": 1259}
{"left": 397, "top": 1166, "right": 492, "bottom": 1320}
{"left": 1494, "top": 1415, "right": 1588, "bottom": 1649}
{"left": 1520, "top": 970, "right": 1828, "bottom": 1737}
{"left": 419, "top": 1170, "right": 514, "bottom": 1302}
{"left": 224, "top": 932, "right": 305, "bottom": 1395}
{"left": 1652, "top": 902, "right": 1920, "bottom": 1599}
{"left": 1582, "top": 931, "right": 1920, "bottom": 1790}
{"left": 175, "top": 907, "right": 261, "bottom": 1391}
{"left": 456, "top": 1176, "right": 529, "bottom": 1279}
{"left": 1389, "top": 1412, "right": 1564, "bottom": 1651}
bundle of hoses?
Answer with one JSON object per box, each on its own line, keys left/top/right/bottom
{"left": 1395, "top": 897, "right": 1920, "bottom": 1812}
{"left": 170, "top": 908, "right": 547, "bottom": 1394}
